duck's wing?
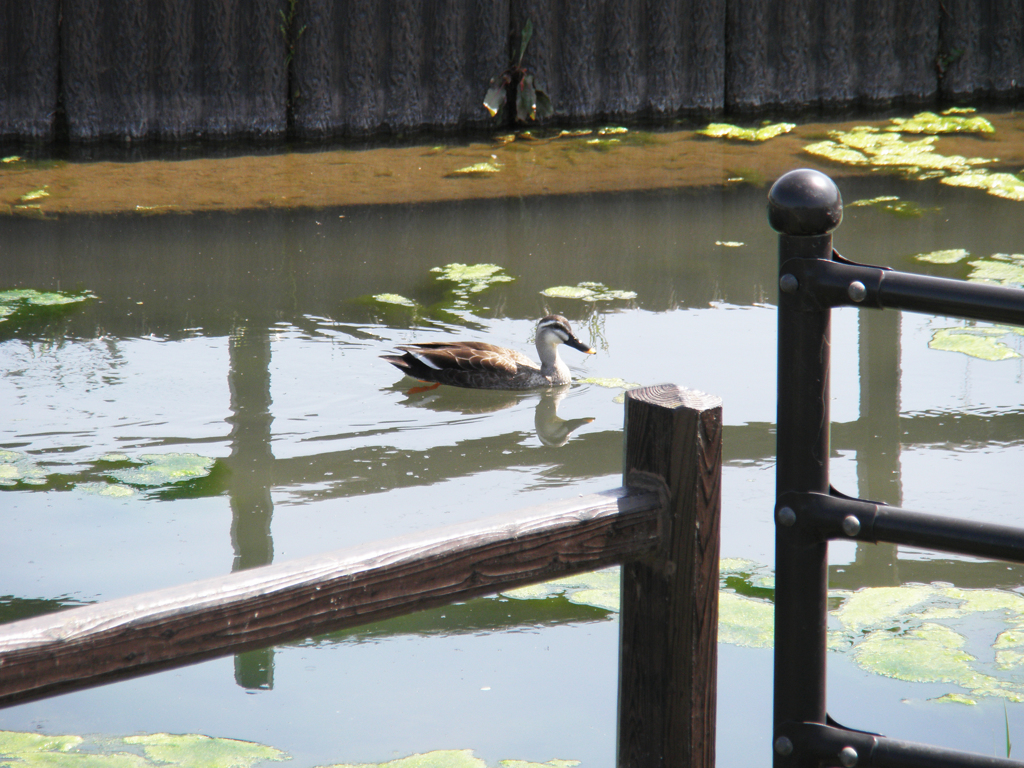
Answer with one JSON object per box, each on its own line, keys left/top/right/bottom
{"left": 385, "top": 341, "right": 535, "bottom": 388}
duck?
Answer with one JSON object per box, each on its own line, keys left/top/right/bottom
{"left": 382, "top": 315, "right": 595, "bottom": 390}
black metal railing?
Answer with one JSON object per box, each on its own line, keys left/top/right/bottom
{"left": 769, "top": 168, "right": 1024, "bottom": 768}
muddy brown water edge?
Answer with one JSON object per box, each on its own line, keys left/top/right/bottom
{"left": 3, "top": 114, "right": 1024, "bottom": 215}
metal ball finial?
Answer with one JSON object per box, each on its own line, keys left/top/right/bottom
{"left": 767, "top": 169, "right": 843, "bottom": 236}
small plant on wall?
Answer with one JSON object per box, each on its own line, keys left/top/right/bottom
{"left": 483, "top": 19, "right": 553, "bottom": 125}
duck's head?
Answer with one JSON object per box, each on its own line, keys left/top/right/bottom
{"left": 536, "top": 315, "right": 595, "bottom": 355}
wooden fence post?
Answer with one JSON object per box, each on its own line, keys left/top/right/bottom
{"left": 618, "top": 384, "right": 722, "bottom": 768}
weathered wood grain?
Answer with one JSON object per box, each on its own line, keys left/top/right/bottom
{"left": 0, "top": 488, "right": 660, "bottom": 708}
{"left": 618, "top": 384, "right": 723, "bottom": 768}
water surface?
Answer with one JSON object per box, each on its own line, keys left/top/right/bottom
{"left": 2, "top": 166, "right": 1024, "bottom": 765}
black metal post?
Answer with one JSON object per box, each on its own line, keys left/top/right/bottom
{"left": 769, "top": 169, "right": 843, "bottom": 767}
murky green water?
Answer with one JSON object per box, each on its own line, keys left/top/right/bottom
{"left": 2, "top": 171, "right": 1024, "bottom": 766}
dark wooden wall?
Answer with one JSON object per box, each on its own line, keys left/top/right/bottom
{"left": 2, "top": 0, "right": 1022, "bottom": 144}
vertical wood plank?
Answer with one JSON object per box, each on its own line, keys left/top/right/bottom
{"left": 725, "top": 0, "right": 769, "bottom": 111}
{"left": 618, "top": 384, "right": 722, "bottom": 768}
{"left": 0, "top": 0, "right": 60, "bottom": 141}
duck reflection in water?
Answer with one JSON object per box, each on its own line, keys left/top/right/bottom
{"left": 391, "top": 384, "right": 593, "bottom": 447}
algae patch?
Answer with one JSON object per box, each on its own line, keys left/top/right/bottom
{"left": 77, "top": 481, "right": 137, "bottom": 497}
{"left": 332, "top": 753, "right": 579, "bottom": 768}
{"left": 0, "top": 450, "right": 49, "bottom": 487}
{"left": 803, "top": 117, "right": 1024, "bottom": 204}
{"left": 886, "top": 110, "right": 996, "bottom": 135}
{"left": 431, "top": 263, "right": 515, "bottom": 294}
{"left": 847, "top": 195, "right": 936, "bottom": 217}
{"left": 501, "top": 567, "right": 620, "bottom": 613}
{"left": 967, "top": 253, "right": 1024, "bottom": 286}
{"left": 445, "top": 162, "right": 501, "bottom": 178}
{"left": 941, "top": 171, "right": 1024, "bottom": 202}
{"left": 0, "top": 288, "right": 96, "bottom": 324}
{"left": 719, "top": 592, "right": 774, "bottom": 649}
{"left": 123, "top": 733, "right": 287, "bottom": 768}
{"left": 697, "top": 122, "right": 795, "bottom": 142}
{"left": 918, "top": 252, "right": 1024, "bottom": 360}
{"left": 494, "top": 559, "right": 1024, "bottom": 701}
{"left": 372, "top": 293, "right": 418, "bottom": 307}
{"left": 804, "top": 127, "right": 993, "bottom": 177}
{"left": 106, "top": 453, "right": 216, "bottom": 487}
{"left": 914, "top": 248, "right": 970, "bottom": 264}
{"left": 928, "top": 327, "right": 1022, "bottom": 360}
{"left": 17, "top": 187, "right": 50, "bottom": 203}
{"left": 578, "top": 377, "right": 642, "bottom": 404}
{"left": 0, "top": 733, "right": 581, "bottom": 768}
{"left": 853, "top": 623, "right": 992, "bottom": 688}
{"left": 0, "top": 731, "right": 286, "bottom": 768}
{"left": 540, "top": 282, "right": 636, "bottom": 301}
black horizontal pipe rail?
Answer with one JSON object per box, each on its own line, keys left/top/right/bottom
{"left": 779, "top": 722, "right": 1024, "bottom": 768}
{"left": 769, "top": 168, "right": 1024, "bottom": 768}
{"left": 777, "top": 491, "right": 1024, "bottom": 565}
{"left": 780, "top": 256, "right": 1024, "bottom": 325}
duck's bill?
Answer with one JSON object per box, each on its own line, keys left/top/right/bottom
{"left": 565, "top": 336, "right": 596, "bottom": 354}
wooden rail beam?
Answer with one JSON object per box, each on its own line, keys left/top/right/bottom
{"left": 618, "top": 385, "right": 723, "bottom": 768}
{"left": 0, "top": 488, "right": 661, "bottom": 707}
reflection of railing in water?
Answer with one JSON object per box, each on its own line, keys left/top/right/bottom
{"left": 770, "top": 169, "right": 1024, "bottom": 768}
{"left": 0, "top": 385, "right": 722, "bottom": 768}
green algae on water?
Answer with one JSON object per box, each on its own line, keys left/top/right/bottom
{"left": 967, "top": 253, "right": 1024, "bottom": 286}
{"left": 373, "top": 293, "right": 418, "bottom": 307}
{"left": 697, "top": 122, "right": 795, "bottom": 142}
{"left": 540, "top": 282, "right": 636, "bottom": 301}
{"left": 0, "top": 288, "right": 96, "bottom": 324}
{"left": 445, "top": 162, "right": 501, "bottom": 178}
{"left": 17, "top": 186, "right": 50, "bottom": 203}
{"left": 333, "top": 751, "right": 484, "bottom": 768}
{"left": 847, "top": 195, "right": 936, "bottom": 217}
{"left": 0, "top": 731, "right": 85, "bottom": 756}
{"left": 914, "top": 248, "right": 970, "bottom": 264}
{"left": 77, "top": 481, "right": 136, "bottom": 497}
{"left": 886, "top": 110, "right": 996, "bottom": 135}
{"left": 0, "top": 734, "right": 577, "bottom": 768}
{"left": 430, "top": 263, "right": 515, "bottom": 293}
{"left": 933, "top": 693, "right": 978, "bottom": 705}
{"left": 579, "top": 377, "right": 641, "bottom": 390}
{"left": 719, "top": 592, "right": 774, "bottom": 648}
{"left": 0, "top": 732, "right": 286, "bottom": 768}
{"left": 804, "top": 127, "right": 994, "bottom": 176}
{"left": 928, "top": 327, "right": 1021, "bottom": 360}
{"left": 802, "top": 118, "right": 1024, "bottom": 205}
{"left": 0, "top": 450, "right": 48, "bottom": 487}
{"left": 333, "top": 752, "right": 580, "bottom": 768}
{"left": 106, "top": 453, "right": 216, "bottom": 487}
{"left": 941, "top": 171, "right": 1024, "bottom": 202}
{"left": 123, "top": 733, "right": 286, "bottom": 768}
{"left": 853, "top": 623, "right": 992, "bottom": 688}
{"left": 578, "top": 377, "right": 643, "bottom": 403}
{"left": 501, "top": 567, "right": 620, "bottom": 613}
{"left": 495, "top": 559, "right": 1024, "bottom": 700}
